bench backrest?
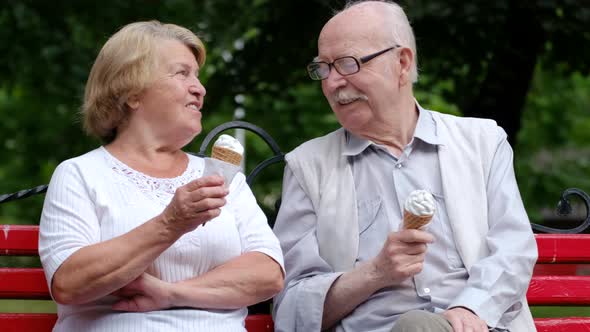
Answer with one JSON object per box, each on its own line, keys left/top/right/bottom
{"left": 2, "top": 121, "right": 590, "bottom": 331}
{"left": 2, "top": 226, "right": 590, "bottom": 331}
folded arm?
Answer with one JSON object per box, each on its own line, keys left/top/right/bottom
{"left": 112, "top": 252, "right": 283, "bottom": 311}
{"left": 40, "top": 162, "right": 227, "bottom": 305}
{"left": 113, "top": 173, "right": 285, "bottom": 311}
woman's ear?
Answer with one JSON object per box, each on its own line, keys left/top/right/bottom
{"left": 126, "top": 94, "right": 140, "bottom": 111}
{"left": 398, "top": 47, "right": 414, "bottom": 86}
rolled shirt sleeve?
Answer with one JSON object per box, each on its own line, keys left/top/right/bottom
{"left": 272, "top": 166, "right": 343, "bottom": 332}
{"left": 448, "top": 131, "right": 538, "bottom": 327}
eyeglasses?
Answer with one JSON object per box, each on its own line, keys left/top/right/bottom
{"left": 307, "top": 45, "right": 400, "bottom": 81}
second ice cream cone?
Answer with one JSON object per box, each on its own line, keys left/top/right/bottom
{"left": 403, "top": 210, "right": 433, "bottom": 229}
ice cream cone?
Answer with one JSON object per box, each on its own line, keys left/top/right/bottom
{"left": 211, "top": 146, "right": 242, "bottom": 166}
{"left": 403, "top": 209, "right": 433, "bottom": 229}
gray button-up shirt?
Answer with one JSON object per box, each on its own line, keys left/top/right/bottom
{"left": 273, "top": 108, "right": 530, "bottom": 331}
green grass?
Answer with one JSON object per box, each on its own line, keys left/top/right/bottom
{"left": 531, "top": 306, "right": 590, "bottom": 317}
{"left": 0, "top": 301, "right": 588, "bottom": 318}
{"left": 0, "top": 300, "right": 56, "bottom": 313}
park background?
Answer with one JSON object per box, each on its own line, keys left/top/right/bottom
{"left": 1, "top": 0, "right": 589, "bottom": 319}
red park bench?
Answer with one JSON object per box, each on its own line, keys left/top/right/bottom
{"left": 1, "top": 121, "right": 590, "bottom": 332}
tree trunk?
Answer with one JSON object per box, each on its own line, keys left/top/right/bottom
{"left": 463, "top": 4, "right": 545, "bottom": 148}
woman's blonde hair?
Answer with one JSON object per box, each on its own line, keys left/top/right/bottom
{"left": 82, "top": 20, "right": 205, "bottom": 142}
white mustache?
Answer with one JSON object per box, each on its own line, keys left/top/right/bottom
{"left": 333, "top": 90, "right": 368, "bottom": 103}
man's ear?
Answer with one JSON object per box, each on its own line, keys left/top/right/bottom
{"left": 398, "top": 47, "right": 414, "bottom": 86}
{"left": 126, "top": 94, "right": 140, "bottom": 111}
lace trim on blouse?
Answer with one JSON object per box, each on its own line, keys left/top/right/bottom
{"left": 100, "top": 147, "right": 202, "bottom": 206}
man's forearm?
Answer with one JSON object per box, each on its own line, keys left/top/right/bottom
{"left": 171, "top": 252, "right": 284, "bottom": 309}
{"left": 321, "top": 261, "right": 385, "bottom": 330}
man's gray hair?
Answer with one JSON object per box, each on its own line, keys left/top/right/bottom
{"left": 337, "top": 0, "right": 418, "bottom": 83}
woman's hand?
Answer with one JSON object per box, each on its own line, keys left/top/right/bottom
{"left": 111, "top": 273, "right": 172, "bottom": 312}
{"left": 161, "top": 175, "right": 229, "bottom": 236}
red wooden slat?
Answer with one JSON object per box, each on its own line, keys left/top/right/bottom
{"left": 536, "top": 234, "right": 590, "bottom": 263}
{"left": 534, "top": 317, "right": 590, "bottom": 331}
{"left": 534, "top": 264, "right": 590, "bottom": 276}
{"left": 527, "top": 276, "right": 590, "bottom": 305}
{"left": 0, "top": 313, "right": 272, "bottom": 332}
{"left": 245, "top": 314, "right": 274, "bottom": 332}
{"left": 5, "top": 230, "right": 586, "bottom": 261}
{"left": 0, "top": 225, "right": 39, "bottom": 255}
{"left": 0, "top": 314, "right": 57, "bottom": 332}
{"left": 0, "top": 268, "right": 50, "bottom": 299}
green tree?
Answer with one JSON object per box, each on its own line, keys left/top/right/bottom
{"left": 1, "top": 0, "right": 589, "bottom": 226}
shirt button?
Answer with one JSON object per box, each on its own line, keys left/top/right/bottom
{"left": 424, "top": 288, "right": 431, "bottom": 294}
{"left": 396, "top": 163, "right": 403, "bottom": 169}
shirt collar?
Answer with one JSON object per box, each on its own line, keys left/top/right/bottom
{"left": 414, "top": 103, "right": 443, "bottom": 146}
{"left": 343, "top": 101, "right": 443, "bottom": 157}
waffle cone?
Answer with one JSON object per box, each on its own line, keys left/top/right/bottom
{"left": 211, "top": 146, "right": 242, "bottom": 166}
{"left": 403, "top": 210, "right": 433, "bottom": 229}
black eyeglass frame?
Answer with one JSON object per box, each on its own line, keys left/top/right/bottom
{"left": 307, "top": 44, "right": 401, "bottom": 81}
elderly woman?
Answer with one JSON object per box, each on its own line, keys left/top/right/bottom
{"left": 38, "top": 21, "right": 284, "bottom": 331}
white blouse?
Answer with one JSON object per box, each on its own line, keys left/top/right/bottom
{"left": 39, "top": 147, "right": 284, "bottom": 332}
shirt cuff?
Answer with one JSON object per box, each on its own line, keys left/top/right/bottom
{"left": 295, "top": 272, "right": 343, "bottom": 331}
{"left": 448, "top": 286, "right": 504, "bottom": 328}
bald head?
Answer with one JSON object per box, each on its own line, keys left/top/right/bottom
{"left": 320, "top": 1, "right": 418, "bottom": 82}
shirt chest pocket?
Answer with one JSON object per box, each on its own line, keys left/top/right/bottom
{"left": 356, "top": 197, "right": 390, "bottom": 263}
{"left": 430, "top": 192, "right": 464, "bottom": 268}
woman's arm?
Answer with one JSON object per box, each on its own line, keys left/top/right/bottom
{"left": 50, "top": 217, "right": 177, "bottom": 305}
{"left": 172, "top": 251, "right": 283, "bottom": 308}
{"left": 41, "top": 163, "right": 227, "bottom": 305}
{"left": 112, "top": 173, "right": 285, "bottom": 311}
{"left": 111, "top": 252, "right": 283, "bottom": 311}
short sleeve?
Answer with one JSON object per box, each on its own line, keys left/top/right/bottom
{"left": 38, "top": 161, "right": 101, "bottom": 295}
{"left": 227, "top": 172, "right": 285, "bottom": 274}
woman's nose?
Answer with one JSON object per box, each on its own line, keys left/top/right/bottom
{"left": 189, "top": 78, "right": 206, "bottom": 97}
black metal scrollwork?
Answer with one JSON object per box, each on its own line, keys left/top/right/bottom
{"left": 531, "top": 188, "right": 590, "bottom": 234}
{"left": 0, "top": 184, "right": 48, "bottom": 205}
{"left": 196, "top": 120, "right": 285, "bottom": 186}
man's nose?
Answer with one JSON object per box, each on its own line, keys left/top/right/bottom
{"left": 323, "top": 68, "right": 347, "bottom": 91}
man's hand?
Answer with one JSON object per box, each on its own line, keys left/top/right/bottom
{"left": 111, "top": 273, "right": 173, "bottom": 312}
{"left": 369, "top": 229, "right": 434, "bottom": 288}
{"left": 442, "top": 307, "right": 488, "bottom": 332}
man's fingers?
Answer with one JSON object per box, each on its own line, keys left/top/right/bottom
{"left": 446, "top": 314, "right": 463, "bottom": 332}
{"left": 396, "top": 229, "right": 435, "bottom": 244}
{"left": 405, "top": 261, "right": 425, "bottom": 275}
{"left": 443, "top": 308, "right": 489, "bottom": 332}
{"left": 402, "top": 243, "right": 428, "bottom": 255}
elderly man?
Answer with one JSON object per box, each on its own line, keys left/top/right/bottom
{"left": 272, "top": 1, "right": 537, "bottom": 331}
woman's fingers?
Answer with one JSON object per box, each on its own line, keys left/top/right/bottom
{"left": 185, "top": 175, "right": 225, "bottom": 192}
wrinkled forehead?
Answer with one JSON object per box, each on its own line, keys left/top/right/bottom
{"left": 318, "top": 8, "right": 387, "bottom": 57}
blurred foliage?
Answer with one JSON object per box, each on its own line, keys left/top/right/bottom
{"left": 0, "top": 0, "right": 589, "bottom": 228}
{"left": 516, "top": 66, "right": 590, "bottom": 223}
